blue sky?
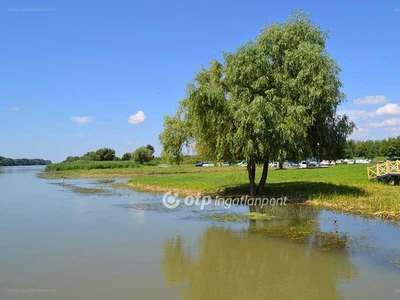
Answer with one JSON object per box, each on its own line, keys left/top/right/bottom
{"left": 1, "top": 0, "right": 399, "bottom": 162}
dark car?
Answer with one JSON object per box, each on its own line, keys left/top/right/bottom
{"left": 195, "top": 162, "right": 204, "bottom": 167}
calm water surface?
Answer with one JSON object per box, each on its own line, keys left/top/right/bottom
{"left": 0, "top": 166, "right": 399, "bottom": 299}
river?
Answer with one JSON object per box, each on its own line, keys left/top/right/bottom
{"left": 0, "top": 166, "right": 399, "bottom": 299}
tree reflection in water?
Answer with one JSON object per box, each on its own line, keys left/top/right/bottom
{"left": 162, "top": 205, "right": 357, "bottom": 300}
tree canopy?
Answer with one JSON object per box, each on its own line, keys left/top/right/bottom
{"left": 132, "top": 146, "right": 154, "bottom": 164}
{"left": 159, "top": 115, "right": 189, "bottom": 165}
{"left": 61, "top": 145, "right": 156, "bottom": 164}
{"left": 121, "top": 152, "right": 132, "bottom": 161}
{"left": 159, "top": 11, "right": 354, "bottom": 196}
{"left": 0, "top": 156, "right": 51, "bottom": 166}
{"left": 345, "top": 136, "right": 400, "bottom": 159}
{"left": 80, "top": 148, "right": 116, "bottom": 161}
{"left": 63, "top": 148, "right": 116, "bottom": 162}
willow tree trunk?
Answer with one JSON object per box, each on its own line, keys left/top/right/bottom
{"left": 247, "top": 160, "right": 256, "bottom": 197}
{"left": 247, "top": 160, "right": 269, "bottom": 197}
{"left": 279, "top": 159, "right": 284, "bottom": 170}
{"left": 256, "top": 160, "right": 269, "bottom": 195}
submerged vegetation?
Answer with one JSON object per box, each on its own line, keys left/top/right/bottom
{"left": 49, "top": 182, "right": 114, "bottom": 196}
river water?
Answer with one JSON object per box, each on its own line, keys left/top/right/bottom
{"left": 0, "top": 166, "right": 399, "bottom": 299}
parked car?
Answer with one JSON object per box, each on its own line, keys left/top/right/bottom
{"left": 356, "top": 159, "right": 369, "bottom": 164}
{"left": 320, "top": 160, "right": 330, "bottom": 166}
{"left": 202, "top": 162, "right": 215, "bottom": 167}
{"left": 307, "top": 160, "right": 319, "bottom": 167}
{"left": 298, "top": 161, "right": 308, "bottom": 169}
{"left": 222, "top": 162, "right": 231, "bottom": 166}
{"left": 237, "top": 161, "right": 247, "bottom": 167}
{"left": 195, "top": 162, "right": 204, "bottom": 167}
{"left": 343, "top": 159, "right": 355, "bottom": 164}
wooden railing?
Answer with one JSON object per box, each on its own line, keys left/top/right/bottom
{"left": 367, "top": 160, "right": 400, "bottom": 179}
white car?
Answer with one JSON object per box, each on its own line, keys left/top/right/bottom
{"left": 237, "top": 161, "right": 247, "bottom": 167}
{"left": 356, "top": 159, "right": 369, "bottom": 164}
{"left": 343, "top": 159, "right": 355, "bottom": 164}
{"left": 298, "top": 161, "right": 308, "bottom": 169}
{"left": 202, "top": 162, "right": 214, "bottom": 167}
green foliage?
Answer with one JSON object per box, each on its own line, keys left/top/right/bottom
{"left": 345, "top": 136, "right": 400, "bottom": 159}
{"left": 65, "top": 156, "right": 80, "bottom": 162}
{"left": 143, "top": 160, "right": 159, "bottom": 166}
{"left": 160, "top": 11, "right": 354, "bottom": 195}
{"left": 146, "top": 144, "right": 155, "bottom": 155}
{"left": 182, "top": 155, "right": 204, "bottom": 165}
{"left": 61, "top": 146, "right": 155, "bottom": 165}
{"left": 132, "top": 147, "right": 154, "bottom": 164}
{"left": 81, "top": 151, "right": 98, "bottom": 161}
{"left": 159, "top": 115, "right": 189, "bottom": 165}
{"left": 0, "top": 156, "right": 51, "bottom": 166}
{"left": 121, "top": 152, "right": 132, "bottom": 161}
{"left": 95, "top": 148, "right": 116, "bottom": 161}
{"left": 45, "top": 161, "right": 141, "bottom": 171}
{"left": 64, "top": 148, "right": 116, "bottom": 162}
{"left": 0, "top": 156, "right": 14, "bottom": 166}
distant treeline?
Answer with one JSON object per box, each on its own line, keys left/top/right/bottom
{"left": 345, "top": 136, "right": 400, "bottom": 159}
{"left": 63, "top": 145, "right": 156, "bottom": 164}
{"left": 46, "top": 145, "right": 157, "bottom": 172}
{"left": 0, "top": 156, "right": 52, "bottom": 166}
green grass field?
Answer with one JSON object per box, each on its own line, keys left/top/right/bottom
{"left": 42, "top": 164, "right": 242, "bottom": 178}
{"left": 129, "top": 164, "right": 368, "bottom": 192}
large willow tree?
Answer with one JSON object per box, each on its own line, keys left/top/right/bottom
{"left": 160, "top": 11, "right": 354, "bottom": 196}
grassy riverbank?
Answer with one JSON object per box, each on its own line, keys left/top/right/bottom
{"left": 43, "top": 164, "right": 400, "bottom": 221}
{"left": 125, "top": 164, "right": 400, "bottom": 221}
{"left": 45, "top": 160, "right": 142, "bottom": 171}
{"left": 42, "top": 164, "right": 242, "bottom": 178}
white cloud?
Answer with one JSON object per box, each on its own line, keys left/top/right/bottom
{"left": 128, "top": 110, "right": 146, "bottom": 125}
{"left": 386, "top": 126, "right": 400, "bottom": 134}
{"left": 376, "top": 103, "right": 400, "bottom": 116}
{"left": 10, "top": 106, "right": 19, "bottom": 112}
{"left": 367, "top": 118, "right": 399, "bottom": 128}
{"left": 355, "top": 127, "right": 368, "bottom": 133}
{"left": 337, "top": 109, "right": 374, "bottom": 121}
{"left": 353, "top": 95, "right": 388, "bottom": 105}
{"left": 127, "top": 141, "right": 134, "bottom": 145}
{"left": 350, "top": 126, "right": 370, "bottom": 139}
{"left": 71, "top": 116, "right": 93, "bottom": 124}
